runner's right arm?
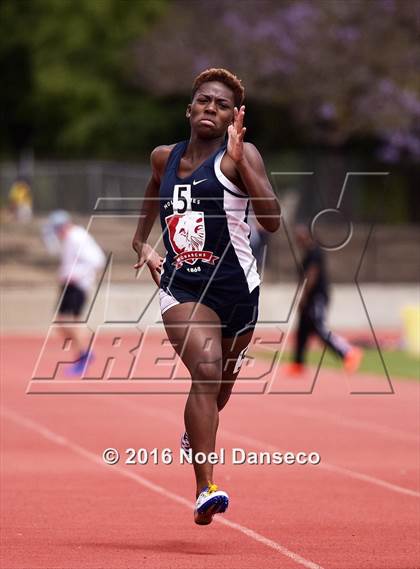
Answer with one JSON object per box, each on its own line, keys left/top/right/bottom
{"left": 132, "top": 146, "right": 172, "bottom": 284}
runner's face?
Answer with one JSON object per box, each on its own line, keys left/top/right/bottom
{"left": 188, "top": 81, "right": 235, "bottom": 137}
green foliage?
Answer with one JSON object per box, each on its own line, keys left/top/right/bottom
{"left": 254, "top": 347, "right": 420, "bottom": 380}
{"left": 0, "top": 0, "right": 167, "bottom": 157}
{"left": 0, "top": 0, "right": 418, "bottom": 222}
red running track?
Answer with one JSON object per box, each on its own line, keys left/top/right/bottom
{"left": 1, "top": 333, "right": 419, "bottom": 569}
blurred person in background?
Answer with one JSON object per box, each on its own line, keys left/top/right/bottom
{"left": 42, "top": 210, "right": 106, "bottom": 376}
{"left": 288, "top": 224, "right": 363, "bottom": 375}
{"left": 8, "top": 177, "right": 33, "bottom": 223}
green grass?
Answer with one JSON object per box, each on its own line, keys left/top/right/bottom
{"left": 253, "top": 348, "right": 420, "bottom": 380}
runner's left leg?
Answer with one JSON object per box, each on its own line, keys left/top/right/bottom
{"left": 310, "top": 296, "right": 350, "bottom": 359}
{"left": 55, "top": 314, "right": 85, "bottom": 355}
{"left": 217, "top": 330, "right": 255, "bottom": 412}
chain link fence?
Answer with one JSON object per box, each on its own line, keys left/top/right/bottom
{"left": 0, "top": 161, "right": 150, "bottom": 213}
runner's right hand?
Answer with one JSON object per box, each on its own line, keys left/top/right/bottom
{"left": 132, "top": 241, "right": 163, "bottom": 286}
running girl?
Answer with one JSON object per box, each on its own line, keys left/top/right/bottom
{"left": 132, "top": 68, "right": 280, "bottom": 524}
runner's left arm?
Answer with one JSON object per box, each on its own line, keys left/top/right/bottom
{"left": 227, "top": 106, "right": 280, "bottom": 232}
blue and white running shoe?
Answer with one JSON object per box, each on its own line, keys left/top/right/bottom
{"left": 194, "top": 483, "right": 229, "bottom": 525}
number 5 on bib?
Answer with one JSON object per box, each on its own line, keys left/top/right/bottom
{"left": 174, "top": 184, "right": 192, "bottom": 214}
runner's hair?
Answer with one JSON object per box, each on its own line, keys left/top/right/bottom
{"left": 192, "top": 68, "right": 245, "bottom": 108}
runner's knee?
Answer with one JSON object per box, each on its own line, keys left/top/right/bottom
{"left": 190, "top": 360, "right": 222, "bottom": 393}
{"left": 191, "top": 355, "right": 221, "bottom": 378}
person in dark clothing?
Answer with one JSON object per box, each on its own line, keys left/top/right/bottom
{"left": 288, "top": 224, "right": 362, "bottom": 375}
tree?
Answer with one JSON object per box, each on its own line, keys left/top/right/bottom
{"left": 134, "top": 0, "right": 420, "bottom": 162}
{"left": 0, "top": 0, "right": 167, "bottom": 158}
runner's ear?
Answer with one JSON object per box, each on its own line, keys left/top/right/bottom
{"left": 186, "top": 104, "right": 191, "bottom": 118}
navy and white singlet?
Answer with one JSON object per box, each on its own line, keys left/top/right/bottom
{"left": 159, "top": 140, "right": 260, "bottom": 337}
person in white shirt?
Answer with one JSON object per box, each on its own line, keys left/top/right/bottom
{"left": 43, "top": 210, "right": 106, "bottom": 375}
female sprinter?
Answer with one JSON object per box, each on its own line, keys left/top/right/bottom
{"left": 132, "top": 68, "right": 280, "bottom": 525}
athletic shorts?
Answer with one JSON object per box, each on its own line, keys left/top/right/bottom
{"left": 58, "top": 283, "right": 86, "bottom": 317}
{"left": 159, "top": 283, "right": 259, "bottom": 338}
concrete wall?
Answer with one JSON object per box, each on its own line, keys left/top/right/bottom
{"left": 2, "top": 283, "right": 418, "bottom": 334}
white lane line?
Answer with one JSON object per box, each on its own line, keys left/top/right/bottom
{"left": 118, "top": 400, "right": 420, "bottom": 499}
{"left": 220, "top": 430, "right": 420, "bottom": 499}
{"left": 319, "top": 463, "right": 420, "bottom": 498}
{"left": 1, "top": 407, "right": 325, "bottom": 569}
{"left": 281, "top": 405, "right": 419, "bottom": 443}
{"left": 250, "top": 349, "right": 419, "bottom": 444}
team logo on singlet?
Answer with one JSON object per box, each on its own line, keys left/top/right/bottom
{"left": 165, "top": 212, "right": 219, "bottom": 269}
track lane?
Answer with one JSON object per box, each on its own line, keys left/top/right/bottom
{"left": 1, "top": 334, "right": 419, "bottom": 569}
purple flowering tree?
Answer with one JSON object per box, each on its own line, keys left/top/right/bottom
{"left": 134, "top": 0, "right": 420, "bottom": 162}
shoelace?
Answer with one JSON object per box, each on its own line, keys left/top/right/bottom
{"left": 207, "top": 482, "right": 218, "bottom": 494}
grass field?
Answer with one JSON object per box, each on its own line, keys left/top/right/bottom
{"left": 255, "top": 347, "right": 419, "bottom": 380}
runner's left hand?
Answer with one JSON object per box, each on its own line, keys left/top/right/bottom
{"left": 227, "top": 106, "right": 246, "bottom": 163}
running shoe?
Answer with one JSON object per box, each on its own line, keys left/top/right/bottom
{"left": 194, "top": 482, "right": 229, "bottom": 525}
{"left": 66, "top": 350, "right": 94, "bottom": 377}
{"left": 180, "top": 431, "right": 191, "bottom": 452}
{"left": 343, "top": 347, "right": 363, "bottom": 373}
{"left": 284, "top": 362, "right": 306, "bottom": 376}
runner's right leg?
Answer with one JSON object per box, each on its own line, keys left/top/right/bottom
{"left": 162, "top": 302, "right": 223, "bottom": 496}
{"left": 294, "top": 309, "right": 312, "bottom": 365}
